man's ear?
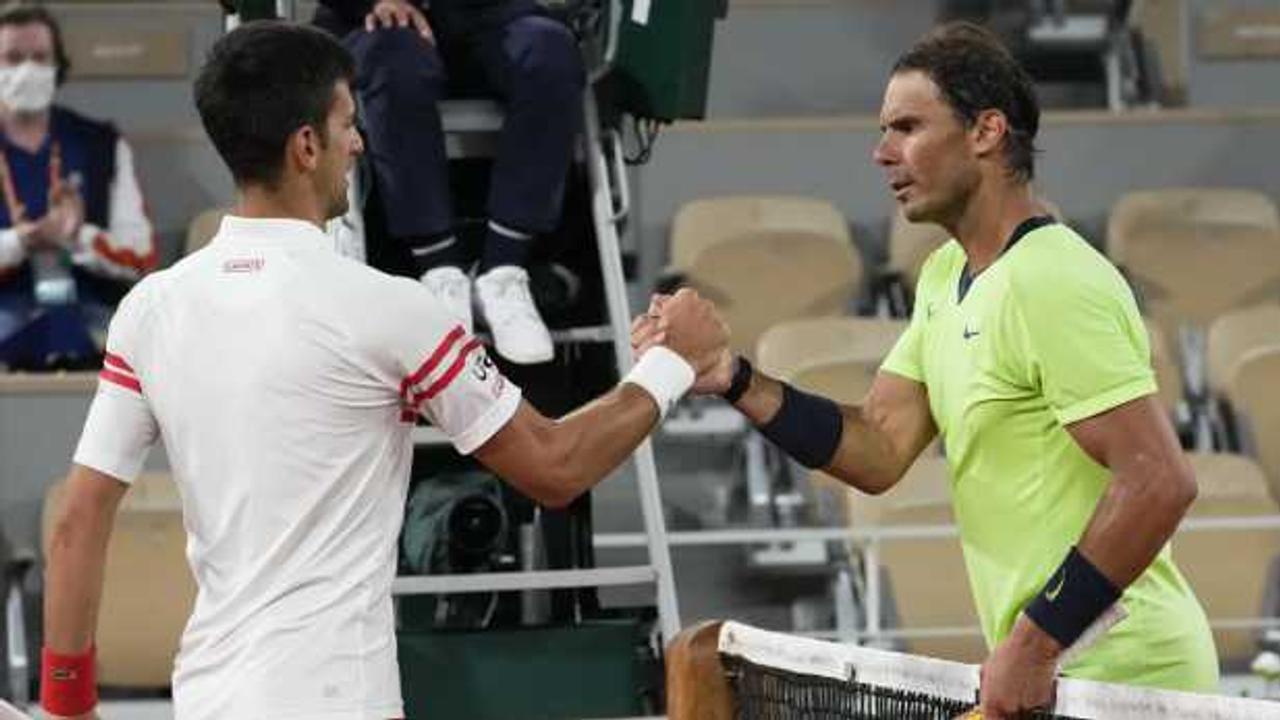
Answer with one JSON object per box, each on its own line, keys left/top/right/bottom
{"left": 288, "top": 125, "right": 322, "bottom": 173}
{"left": 970, "top": 109, "right": 1009, "bottom": 160}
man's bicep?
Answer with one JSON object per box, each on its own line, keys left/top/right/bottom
{"left": 1065, "top": 394, "right": 1182, "bottom": 473}
{"left": 60, "top": 463, "right": 131, "bottom": 518}
{"left": 471, "top": 401, "right": 558, "bottom": 502}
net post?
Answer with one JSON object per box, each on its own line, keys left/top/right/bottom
{"left": 665, "top": 620, "right": 733, "bottom": 720}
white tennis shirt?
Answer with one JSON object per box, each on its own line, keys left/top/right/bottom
{"left": 73, "top": 216, "right": 522, "bottom": 719}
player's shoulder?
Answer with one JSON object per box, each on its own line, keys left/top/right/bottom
{"left": 112, "top": 262, "right": 183, "bottom": 325}
{"left": 319, "top": 257, "right": 460, "bottom": 336}
{"left": 1006, "top": 223, "right": 1131, "bottom": 303}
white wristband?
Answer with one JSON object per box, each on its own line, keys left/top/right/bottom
{"left": 625, "top": 346, "right": 695, "bottom": 420}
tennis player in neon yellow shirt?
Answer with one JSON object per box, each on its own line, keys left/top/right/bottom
{"left": 633, "top": 21, "right": 1218, "bottom": 720}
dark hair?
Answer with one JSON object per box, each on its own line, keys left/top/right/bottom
{"left": 0, "top": 4, "right": 71, "bottom": 85}
{"left": 893, "top": 21, "right": 1040, "bottom": 182}
{"left": 193, "top": 21, "right": 354, "bottom": 188}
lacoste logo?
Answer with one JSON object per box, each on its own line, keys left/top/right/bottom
{"left": 223, "top": 257, "right": 264, "bottom": 273}
{"left": 963, "top": 325, "right": 980, "bottom": 340}
{"left": 1045, "top": 569, "right": 1066, "bottom": 602}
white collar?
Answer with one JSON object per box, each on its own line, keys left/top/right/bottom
{"left": 214, "top": 215, "right": 330, "bottom": 249}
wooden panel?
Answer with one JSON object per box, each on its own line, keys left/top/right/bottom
{"left": 666, "top": 621, "right": 733, "bottom": 720}
{"left": 63, "top": 28, "right": 189, "bottom": 78}
{"left": 1199, "top": 8, "right": 1280, "bottom": 60}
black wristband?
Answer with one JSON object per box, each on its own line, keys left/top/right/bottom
{"left": 721, "top": 355, "right": 753, "bottom": 405}
{"left": 758, "top": 382, "right": 843, "bottom": 470}
{"left": 1024, "top": 547, "right": 1122, "bottom": 649}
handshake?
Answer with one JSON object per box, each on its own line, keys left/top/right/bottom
{"left": 630, "top": 288, "right": 736, "bottom": 396}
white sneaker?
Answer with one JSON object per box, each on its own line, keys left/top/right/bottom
{"left": 421, "top": 266, "right": 474, "bottom": 333}
{"left": 475, "top": 265, "right": 554, "bottom": 364}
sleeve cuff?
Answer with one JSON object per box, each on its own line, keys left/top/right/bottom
{"left": 451, "top": 382, "right": 522, "bottom": 455}
{"left": 76, "top": 223, "right": 103, "bottom": 252}
{"left": 880, "top": 360, "right": 924, "bottom": 384}
{"left": 1055, "top": 375, "right": 1158, "bottom": 426}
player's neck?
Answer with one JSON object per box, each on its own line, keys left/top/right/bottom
{"left": 0, "top": 108, "right": 51, "bottom": 153}
{"left": 951, "top": 179, "right": 1039, "bottom": 275}
{"left": 236, "top": 182, "right": 327, "bottom": 231}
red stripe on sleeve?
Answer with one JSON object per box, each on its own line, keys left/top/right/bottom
{"left": 103, "top": 352, "right": 134, "bottom": 373}
{"left": 399, "top": 325, "right": 466, "bottom": 400}
{"left": 413, "top": 338, "right": 482, "bottom": 405}
{"left": 100, "top": 368, "right": 141, "bottom": 393}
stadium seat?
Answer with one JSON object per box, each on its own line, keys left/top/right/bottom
{"left": 1107, "top": 188, "right": 1280, "bottom": 264}
{"left": 1207, "top": 304, "right": 1280, "bottom": 447}
{"left": 1225, "top": 347, "right": 1280, "bottom": 504}
{"left": 755, "top": 316, "right": 907, "bottom": 389}
{"left": 667, "top": 196, "right": 863, "bottom": 358}
{"left": 1208, "top": 304, "right": 1280, "bottom": 400}
{"left": 185, "top": 207, "right": 228, "bottom": 256}
{"left": 1176, "top": 452, "right": 1280, "bottom": 663}
{"left": 42, "top": 473, "right": 195, "bottom": 689}
{"left": 1116, "top": 223, "right": 1280, "bottom": 334}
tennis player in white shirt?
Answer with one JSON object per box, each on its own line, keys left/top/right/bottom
{"left": 39, "top": 22, "right": 729, "bottom": 720}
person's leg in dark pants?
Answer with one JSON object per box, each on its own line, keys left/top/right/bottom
{"left": 470, "top": 15, "right": 586, "bottom": 363}
{"left": 345, "top": 26, "right": 474, "bottom": 329}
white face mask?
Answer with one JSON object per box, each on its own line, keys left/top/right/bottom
{"left": 0, "top": 61, "right": 57, "bottom": 113}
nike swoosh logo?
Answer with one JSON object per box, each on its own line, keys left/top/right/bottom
{"left": 1045, "top": 570, "right": 1066, "bottom": 602}
{"left": 963, "top": 327, "right": 980, "bottom": 340}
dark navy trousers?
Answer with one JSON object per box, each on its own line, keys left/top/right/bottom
{"left": 341, "top": 10, "right": 585, "bottom": 243}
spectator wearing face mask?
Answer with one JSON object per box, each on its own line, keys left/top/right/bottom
{"left": 0, "top": 3, "right": 155, "bottom": 371}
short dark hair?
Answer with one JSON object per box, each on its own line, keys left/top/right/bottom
{"left": 893, "top": 21, "right": 1040, "bottom": 182}
{"left": 193, "top": 21, "right": 355, "bottom": 188}
{"left": 0, "top": 3, "right": 71, "bottom": 85}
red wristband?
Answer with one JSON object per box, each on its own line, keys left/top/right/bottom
{"left": 40, "top": 645, "right": 98, "bottom": 717}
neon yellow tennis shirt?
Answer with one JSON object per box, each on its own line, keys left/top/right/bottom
{"left": 882, "top": 220, "right": 1218, "bottom": 691}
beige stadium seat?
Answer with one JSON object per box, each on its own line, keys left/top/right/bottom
{"left": 1207, "top": 303, "right": 1280, "bottom": 398}
{"left": 887, "top": 197, "right": 1063, "bottom": 293}
{"left": 1226, "top": 347, "right": 1280, "bottom": 503}
{"left": 755, "top": 316, "right": 907, "bottom": 386}
{"left": 854, "top": 457, "right": 984, "bottom": 663}
{"left": 1176, "top": 453, "right": 1280, "bottom": 663}
{"left": 669, "top": 196, "right": 863, "bottom": 358}
{"left": 185, "top": 207, "right": 228, "bottom": 256}
{"left": 1117, "top": 223, "right": 1280, "bottom": 333}
{"left": 43, "top": 473, "right": 195, "bottom": 688}
{"left": 1107, "top": 188, "right": 1280, "bottom": 265}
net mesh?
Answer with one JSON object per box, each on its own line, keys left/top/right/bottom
{"left": 727, "top": 655, "right": 1066, "bottom": 720}
{"left": 715, "top": 621, "right": 1280, "bottom": 720}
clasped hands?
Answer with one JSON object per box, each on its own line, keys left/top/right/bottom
{"left": 630, "top": 288, "right": 735, "bottom": 396}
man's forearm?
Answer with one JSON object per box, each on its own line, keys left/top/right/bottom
{"left": 547, "top": 383, "right": 663, "bottom": 502}
{"left": 1076, "top": 461, "right": 1196, "bottom": 589}
{"left": 1013, "top": 459, "right": 1195, "bottom": 657}
{"left": 44, "top": 469, "right": 127, "bottom": 654}
{"left": 728, "top": 367, "right": 910, "bottom": 495}
{"left": 45, "top": 506, "right": 114, "bottom": 654}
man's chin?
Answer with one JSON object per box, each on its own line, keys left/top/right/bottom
{"left": 901, "top": 201, "right": 929, "bottom": 224}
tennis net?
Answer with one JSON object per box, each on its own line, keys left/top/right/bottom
{"left": 666, "top": 620, "right": 1280, "bottom": 720}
